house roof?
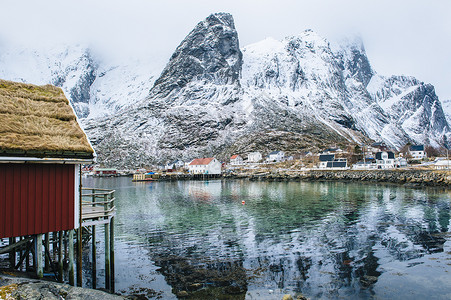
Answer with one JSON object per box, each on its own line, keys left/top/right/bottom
{"left": 319, "top": 154, "right": 335, "bottom": 162}
{"left": 230, "top": 154, "right": 240, "bottom": 159}
{"left": 410, "top": 145, "right": 424, "bottom": 151}
{"left": 376, "top": 151, "right": 395, "bottom": 160}
{"left": 189, "top": 157, "right": 215, "bottom": 165}
{"left": 269, "top": 151, "right": 282, "bottom": 155}
{"left": 0, "top": 80, "right": 94, "bottom": 159}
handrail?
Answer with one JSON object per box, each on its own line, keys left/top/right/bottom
{"left": 82, "top": 187, "right": 114, "bottom": 192}
{"left": 82, "top": 191, "right": 114, "bottom": 196}
{"left": 81, "top": 198, "right": 115, "bottom": 205}
{"left": 81, "top": 187, "right": 115, "bottom": 222}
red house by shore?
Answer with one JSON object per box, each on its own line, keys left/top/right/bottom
{"left": 0, "top": 80, "right": 95, "bottom": 282}
{"left": 0, "top": 79, "right": 95, "bottom": 239}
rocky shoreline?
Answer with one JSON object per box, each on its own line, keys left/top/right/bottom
{"left": 225, "top": 169, "right": 451, "bottom": 187}
{"left": 0, "top": 274, "right": 124, "bottom": 300}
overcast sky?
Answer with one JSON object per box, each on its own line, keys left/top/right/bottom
{"left": 1, "top": 0, "right": 450, "bottom": 100}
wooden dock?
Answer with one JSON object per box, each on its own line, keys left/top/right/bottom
{"left": 81, "top": 188, "right": 116, "bottom": 291}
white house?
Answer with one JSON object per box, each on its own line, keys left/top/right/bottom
{"left": 396, "top": 157, "right": 408, "bottom": 168}
{"left": 375, "top": 151, "right": 395, "bottom": 169}
{"left": 267, "top": 151, "right": 285, "bottom": 162}
{"left": 352, "top": 161, "right": 376, "bottom": 170}
{"left": 409, "top": 145, "right": 426, "bottom": 160}
{"left": 322, "top": 148, "right": 345, "bottom": 155}
{"left": 434, "top": 159, "right": 450, "bottom": 170}
{"left": 188, "top": 157, "right": 222, "bottom": 175}
{"left": 319, "top": 154, "right": 335, "bottom": 169}
{"left": 318, "top": 154, "right": 348, "bottom": 169}
{"left": 230, "top": 155, "right": 243, "bottom": 165}
{"left": 247, "top": 152, "right": 262, "bottom": 163}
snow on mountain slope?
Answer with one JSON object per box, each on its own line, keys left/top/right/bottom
{"left": 0, "top": 44, "right": 160, "bottom": 120}
{"left": 367, "top": 75, "right": 449, "bottom": 147}
{"left": 241, "top": 31, "right": 449, "bottom": 150}
{"left": 241, "top": 32, "right": 360, "bottom": 140}
{"left": 84, "top": 13, "right": 249, "bottom": 167}
{"left": 442, "top": 99, "right": 451, "bottom": 125}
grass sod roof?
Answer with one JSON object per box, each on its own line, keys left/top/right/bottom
{"left": 0, "top": 79, "right": 94, "bottom": 159}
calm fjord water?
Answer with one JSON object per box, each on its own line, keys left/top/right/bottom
{"left": 82, "top": 177, "right": 451, "bottom": 299}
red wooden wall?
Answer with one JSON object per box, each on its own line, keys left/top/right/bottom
{"left": 0, "top": 163, "right": 76, "bottom": 238}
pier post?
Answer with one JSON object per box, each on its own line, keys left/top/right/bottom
{"left": 53, "top": 232, "right": 58, "bottom": 261}
{"left": 58, "top": 231, "right": 63, "bottom": 282}
{"left": 9, "top": 237, "right": 15, "bottom": 268}
{"left": 104, "top": 222, "right": 110, "bottom": 291}
{"left": 35, "top": 234, "right": 43, "bottom": 279}
{"left": 92, "top": 225, "right": 96, "bottom": 289}
{"left": 77, "top": 228, "right": 82, "bottom": 287}
{"left": 68, "top": 229, "right": 75, "bottom": 285}
{"left": 110, "top": 216, "right": 115, "bottom": 292}
{"left": 77, "top": 165, "right": 83, "bottom": 287}
{"left": 44, "top": 233, "right": 50, "bottom": 272}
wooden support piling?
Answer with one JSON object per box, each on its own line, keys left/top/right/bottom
{"left": 77, "top": 165, "right": 83, "bottom": 287}
{"left": 44, "top": 233, "right": 50, "bottom": 272}
{"left": 58, "top": 231, "right": 63, "bottom": 282}
{"left": 35, "top": 234, "right": 43, "bottom": 279}
{"left": 77, "top": 228, "right": 83, "bottom": 287}
{"left": 104, "top": 222, "right": 110, "bottom": 291}
{"left": 68, "top": 229, "right": 75, "bottom": 285}
{"left": 92, "top": 225, "right": 96, "bottom": 289}
{"left": 9, "top": 237, "right": 16, "bottom": 268}
{"left": 110, "top": 217, "right": 115, "bottom": 292}
{"left": 53, "top": 232, "right": 58, "bottom": 261}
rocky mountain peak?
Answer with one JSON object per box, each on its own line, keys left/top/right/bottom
{"left": 150, "top": 12, "right": 242, "bottom": 100}
{"left": 334, "top": 37, "right": 373, "bottom": 87}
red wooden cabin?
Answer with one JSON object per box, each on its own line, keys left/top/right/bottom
{"left": 0, "top": 80, "right": 95, "bottom": 239}
{"left": 0, "top": 80, "right": 95, "bottom": 283}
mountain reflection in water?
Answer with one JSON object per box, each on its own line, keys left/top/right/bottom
{"left": 82, "top": 177, "right": 451, "bottom": 299}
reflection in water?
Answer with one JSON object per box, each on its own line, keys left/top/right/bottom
{"left": 82, "top": 177, "right": 451, "bottom": 299}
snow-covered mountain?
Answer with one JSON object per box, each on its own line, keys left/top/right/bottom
{"left": 0, "top": 44, "right": 160, "bottom": 120}
{"left": 1, "top": 13, "right": 449, "bottom": 167}
{"left": 443, "top": 99, "right": 451, "bottom": 125}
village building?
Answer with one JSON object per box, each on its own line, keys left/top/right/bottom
{"left": 352, "top": 161, "right": 377, "bottom": 170}
{"left": 321, "top": 148, "right": 345, "bottom": 155}
{"left": 188, "top": 157, "right": 222, "bottom": 175}
{"left": 267, "top": 151, "right": 285, "bottom": 162}
{"left": 319, "top": 154, "right": 335, "bottom": 168}
{"left": 409, "top": 145, "right": 427, "bottom": 160}
{"left": 247, "top": 151, "right": 262, "bottom": 163}
{"left": 375, "top": 151, "right": 395, "bottom": 169}
{"left": 94, "top": 168, "right": 118, "bottom": 176}
{"left": 434, "top": 158, "right": 450, "bottom": 170}
{"left": 230, "top": 154, "right": 243, "bottom": 165}
{"left": 0, "top": 80, "right": 114, "bottom": 286}
{"left": 318, "top": 154, "right": 348, "bottom": 169}
{"left": 396, "top": 157, "right": 408, "bottom": 168}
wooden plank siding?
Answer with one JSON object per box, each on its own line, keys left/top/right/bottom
{"left": 0, "top": 163, "right": 76, "bottom": 238}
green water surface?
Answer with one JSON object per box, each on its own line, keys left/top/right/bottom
{"left": 82, "top": 177, "right": 451, "bottom": 299}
